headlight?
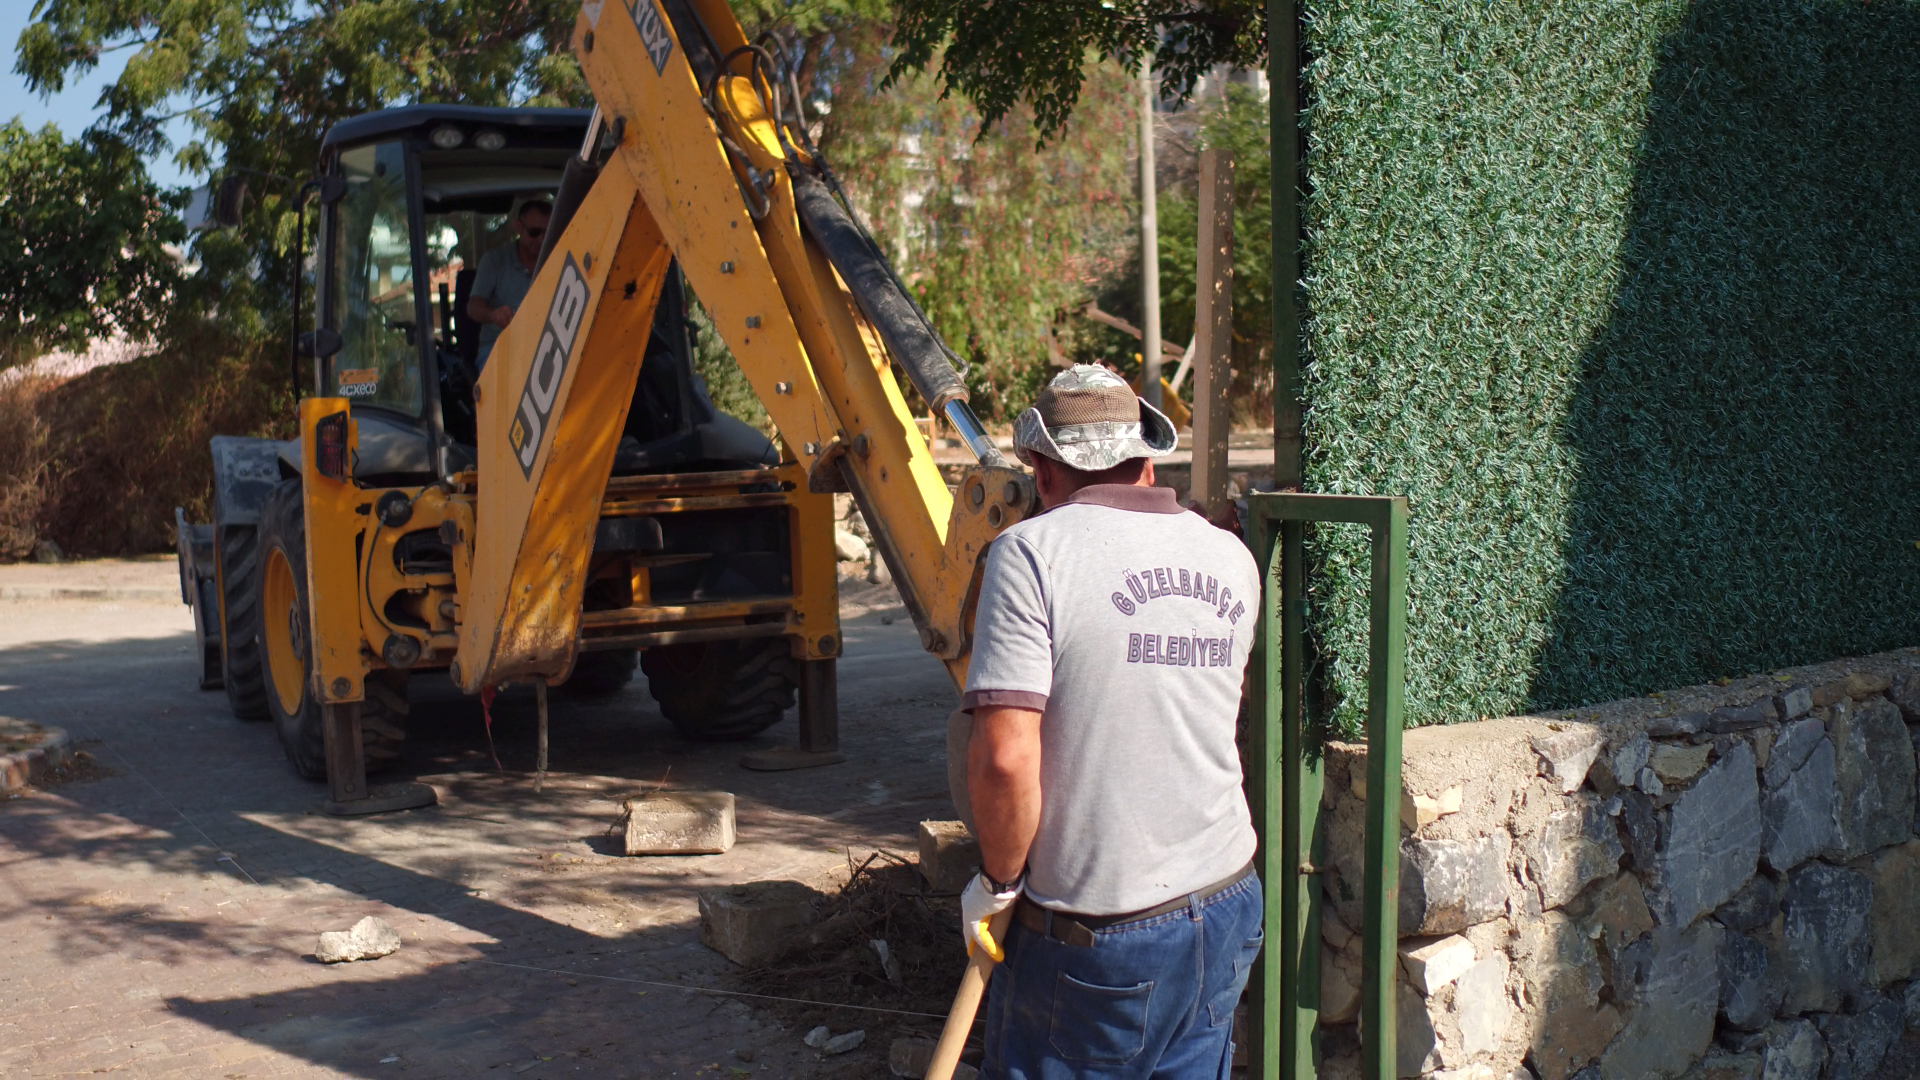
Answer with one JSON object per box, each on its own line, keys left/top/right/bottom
{"left": 428, "top": 125, "right": 465, "bottom": 150}
{"left": 473, "top": 129, "right": 507, "bottom": 152}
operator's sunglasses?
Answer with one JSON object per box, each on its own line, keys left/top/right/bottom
{"left": 525, "top": 226, "right": 546, "bottom": 239}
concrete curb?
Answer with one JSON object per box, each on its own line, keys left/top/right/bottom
{"left": 1, "top": 722, "right": 74, "bottom": 794}
{"left": 0, "top": 585, "right": 178, "bottom": 601}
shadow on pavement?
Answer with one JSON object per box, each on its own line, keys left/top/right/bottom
{"left": 0, "top": 612, "right": 955, "bottom": 1077}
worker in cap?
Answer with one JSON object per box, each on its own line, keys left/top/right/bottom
{"left": 956, "top": 363, "right": 1262, "bottom": 1077}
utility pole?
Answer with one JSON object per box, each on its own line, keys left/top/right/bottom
{"left": 1191, "top": 148, "right": 1234, "bottom": 516}
{"left": 1138, "top": 51, "right": 1163, "bottom": 409}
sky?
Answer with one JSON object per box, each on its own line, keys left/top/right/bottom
{"left": 2, "top": 7, "right": 196, "bottom": 190}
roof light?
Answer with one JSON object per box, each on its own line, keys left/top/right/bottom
{"left": 428, "top": 125, "right": 465, "bottom": 150}
{"left": 473, "top": 129, "right": 507, "bottom": 152}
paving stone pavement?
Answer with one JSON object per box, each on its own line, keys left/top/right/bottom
{"left": 0, "top": 589, "right": 958, "bottom": 1078}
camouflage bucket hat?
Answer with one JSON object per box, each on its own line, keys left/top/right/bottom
{"left": 1012, "top": 364, "right": 1178, "bottom": 472}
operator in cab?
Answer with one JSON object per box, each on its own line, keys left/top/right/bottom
{"left": 465, "top": 198, "right": 552, "bottom": 371}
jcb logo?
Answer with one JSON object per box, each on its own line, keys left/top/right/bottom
{"left": 629, "top": 0, "right": 673, "bottom": 73}
{"left": 510, "top": 253, "right": 589, "bottom": 479}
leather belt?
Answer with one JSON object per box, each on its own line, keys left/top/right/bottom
{"left": 1014, "top": 860, "right": 1255, "bottom": 948}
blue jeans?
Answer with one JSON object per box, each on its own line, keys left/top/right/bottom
{"left": 981, "top": 871, "right": 1264, "bottom": 1079}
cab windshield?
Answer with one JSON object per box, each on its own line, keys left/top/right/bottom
{"left": 328, "top": 141, "right": 423, "bottom": 415}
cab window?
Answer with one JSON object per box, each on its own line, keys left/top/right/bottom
{"left": 328, "top": 142, "right": 422, "bottom": 415}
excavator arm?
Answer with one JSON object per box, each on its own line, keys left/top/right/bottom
{"left": 451, "top": 0, "right": 1033, "bottom": 694}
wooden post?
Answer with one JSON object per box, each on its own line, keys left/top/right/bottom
{"left": 1138, "top": 52, "right": 1163, "bottom": 409}
{"left": 1192, "top": 148, "right": 1234, "bottom": 516}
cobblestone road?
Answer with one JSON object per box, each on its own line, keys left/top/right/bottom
{"left": 0, "top": 578, "right": 957, "bottom": 1078}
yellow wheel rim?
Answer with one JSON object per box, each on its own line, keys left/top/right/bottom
{"left": 262, "top": 546, "right": 306, "bottom": 717}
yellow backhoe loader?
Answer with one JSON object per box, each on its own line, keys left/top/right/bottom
{"left": 175, "top": 0, "right": 1033, "bottom": 814}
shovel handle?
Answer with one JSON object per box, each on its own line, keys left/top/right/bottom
{"left": 926, "top": 907, "right": 1015, "bottom": 1080}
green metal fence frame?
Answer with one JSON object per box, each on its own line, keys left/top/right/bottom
{"left": 1244, "top": 493, "right": 1408, "bottom": 1079}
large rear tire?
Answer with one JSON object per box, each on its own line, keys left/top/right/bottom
{"left": 642, "top": 638, "right": 797, "bottom": 741}
{"left": 218, "top": 525, "right": 270, "bottom": 719}
{"left": 257, "top": 479, "right": 409, "bottom": 781}
{"left": 559, "top": 649, "right": 638, "bottom": 697}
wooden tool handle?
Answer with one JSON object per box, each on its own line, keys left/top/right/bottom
{"left": 926, "top": 907, "right": 1015, "bottom": 1080}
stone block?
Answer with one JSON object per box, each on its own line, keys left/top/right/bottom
{"left": 1524, "top": 794, "right": 1625, "bottom": 912}
{"left": 1400, "top": 934, "right": 1476, "bottom": 995}
{"left": 1761, "top": 738, "right": 1835, "bottom": 872}
{"left": 1650, "top": 713, "right": 1706, "bottom": 738}
{"left": 1532, "top": 726, "right": 1605, "bottom": 794}
{"left": 697, "top": 880, "right": 822, "bottom": 967}
{"left": 916, "top": 820, "right": 980, "bottom": 894}
{"left": 1321, "top": 939, "right": 1361, "bottom": 1024}
{"left": 1618, "top": 789, "right": 1660, "bottom": 871}
{"left": 1610, "top": 732, "right": 1652, "bottom": 790}
{"left": 1843, "top": 671, "right": 1891, "bottom": 699}
{"left": 833, "top": 526, "right": 869, "bottom": 562}
{"left": 1828, "top": 697, "right": 1917, "bottom": 860}
{"left": 1396, "top": 980, "right": 1439, "bottom": 1077}
{"left": 623, "top": 791, "right": 735, "bottom": 855}
{"left": 1566, "top": 871, "right": 1654, "bottom": 955}
{"left": 1680, "top": 1051, "right": 1760, "bottom": 1080}
{"left": 1714, "top": 874, "right": 1779, "bottom": 933}
{"left": 1650, "top": 742, "right": 1712, "bottom": 784}
{"left": 1776, "top": 686, "right": 1814, "bottom": 723}
{"left": 1400, "top": 832, "right": 1511, "bottom": 935}
{"left": 1868, "top": 839, "right": 1920, "bottom": 986}
{"left": 1756, "top": 1019, "right": 1823, "bottom": 1080}
{"left": 1812, "top": 681, "right": 1849, "bottom": 708}
{"left": 1709, "top": 700, "right": 1778, "bottom": 734}
{"left": 1778, "top": 861, "right": 1869, "bottom": 1015}
{"left": 1763, "top": 719, "right": 1825, "bottom": 790}
{"left": 1719, "top": 930, "right": 1780, "bottom": 1032}
{"left": 888, "top": 1036, "right": 934, "bottom": 1077}
{"left": 1890, "top": 673, "right": 1920, "bottom": 723}
{"left": 315, "top": 916, "right": 402, "bottom": 963}
{"left": 1454, "top": 951, "right": 1511, "bottom": 1059}
{"left": 1516, "top": 911, "right": 1621, "bottom": 1080}
{"left": 1600, "top": 921, "right": 1722, "bottom": 1079}
{"left": 1647, "top": 742, "right": 1761, "bottom": 928}
{"left": 1813, "top": 994, "right": 1900, "bottom": 1080}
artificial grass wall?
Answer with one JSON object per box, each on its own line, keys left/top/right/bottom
{"left": 1299, "top": 0, "right": 1920, "bottom": 730}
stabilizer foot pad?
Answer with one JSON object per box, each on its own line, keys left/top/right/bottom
{"left": 738, "top": 747, "right": 848, "bottom": 772}
{"left": 326, "top": 781, "right": 438, "bottom": 816}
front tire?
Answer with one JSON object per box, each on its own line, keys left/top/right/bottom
{"left": 559, "top": 649, "right": 638, "bottom": 697}
{"left": 256, "top": 479, "right": 409, "bottom": 780}
{"left": 218, "top": 525, "right": 269, "bottom": 719}
{"left": 641, "top": 638, "right": 797, "bottom": 741}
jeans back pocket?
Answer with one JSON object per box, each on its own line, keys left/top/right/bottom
{"left": 1048, "top": 971, "right": 1155, "bottom": 1065}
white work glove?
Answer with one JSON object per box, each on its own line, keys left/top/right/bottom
{"left": 961, "top": 871, "right": 1020, "bottom": 962}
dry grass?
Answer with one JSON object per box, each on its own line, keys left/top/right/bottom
{"left": 0, "top": 373, "right": 55, "bottom": 559}
{"left": 18, "top": 329, "right": 291, "bottom": 558}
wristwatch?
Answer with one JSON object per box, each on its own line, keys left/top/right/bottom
{"left": 982, "top": 866, "right": 1026, "bottom": 897}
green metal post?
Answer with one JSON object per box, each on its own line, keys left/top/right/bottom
{"left": 1268, "top": 0, "right": 1302, "bottom": 491}
{"left": 1279, "top": 517, "right": 1321, "bottom": 1077}
{"left": 1358, "top": 501, "right": 1408, "bottom": 1078}
{"left": 1246, "top": 493, "right": 1408, "bottom": 1080}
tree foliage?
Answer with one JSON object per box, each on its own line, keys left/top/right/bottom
{"left": 0, "top": 121, "right": 183, "bottom": 365}
{"left": 818, "top": 23, "right": 1138, "bottom": 417}
{"left": 886, "top": 0, "right": 1265, "bottom": 141}
{"left": 15, "top": 0, "right": 588, "bottom": 340}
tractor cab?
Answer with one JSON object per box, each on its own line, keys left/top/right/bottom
{"left": 313, "top": 105, "right": 773, "bottom": 484}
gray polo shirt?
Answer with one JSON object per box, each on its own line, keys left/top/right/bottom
{"left": 470, "top": 242, "right": 534, "bottom": 368}
{"left": 962, "top": 483, "right": 1260, "bottom": 915}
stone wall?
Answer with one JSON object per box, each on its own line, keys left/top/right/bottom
{"left": 1314, "top": 648, "right": 1920, "bottom": 1080}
